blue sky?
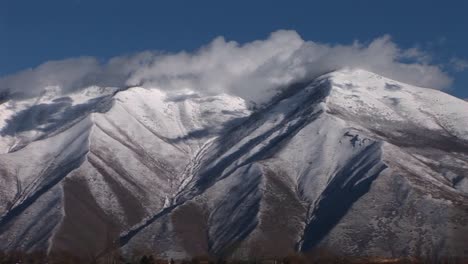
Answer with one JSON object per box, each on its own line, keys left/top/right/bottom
{"left": 1, "top": 0, "right": 468, "bottom": 98}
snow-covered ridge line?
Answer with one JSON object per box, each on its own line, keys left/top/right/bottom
{"left": 323, "top": 69, "right": 468, "bottom": 143}
{"left": 1, "top": 68, "right": 466, "bottom": 154}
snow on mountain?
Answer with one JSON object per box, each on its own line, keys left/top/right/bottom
{"left": 325, "top": 69, "right": 468, "bottom": 143}
{"left": 0, "top": 85, "right": 118, "bottom": 153}
{"left": 0, "top": 69, "right": 467, "bottom": 260}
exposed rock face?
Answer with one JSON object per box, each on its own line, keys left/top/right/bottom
{"left": 0, "top": 69, "right": 467, "bottom": 260}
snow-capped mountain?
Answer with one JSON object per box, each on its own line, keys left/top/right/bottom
{"left": 0, "top": 69, "right": 467, "bottom": 259}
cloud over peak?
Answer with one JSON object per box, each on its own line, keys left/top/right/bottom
{"left": 0, "top": 30, "right": 455, "bottom": 103}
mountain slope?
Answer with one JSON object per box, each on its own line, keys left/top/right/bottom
{"left": 0, "top": 69, "right": 467, "bottom": 260}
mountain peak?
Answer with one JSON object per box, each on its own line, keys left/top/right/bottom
{"left": 315, "top": 68, "right": 468, "bottom": 144}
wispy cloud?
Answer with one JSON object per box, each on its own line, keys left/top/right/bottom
{"left": 0, "top": 30, "right": 455, "bottom": 103}
{"left": 450, "top": 57, "right": 468, "bottom": 72}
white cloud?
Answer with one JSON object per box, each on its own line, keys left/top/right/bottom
{"left": 0, "top": 30, "right": 455, "bottom": 103}
{"left": 0, "top": 57, "right": 100, "bottom": 98}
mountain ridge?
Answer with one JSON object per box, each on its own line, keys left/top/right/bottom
{"left": 0, "top": 68, "right": 467, "bottom": 260}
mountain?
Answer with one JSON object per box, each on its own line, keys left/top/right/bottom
{"left": 0, "top": 69, "right": 467, "bottom": 260}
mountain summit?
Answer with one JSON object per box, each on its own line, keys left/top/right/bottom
{"left": 0, "top": 69, "right": 467, "bottom": 259}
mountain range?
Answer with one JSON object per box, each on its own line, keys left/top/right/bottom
{"left": 0, "top": 69, "right": 467, "bottom": 260}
